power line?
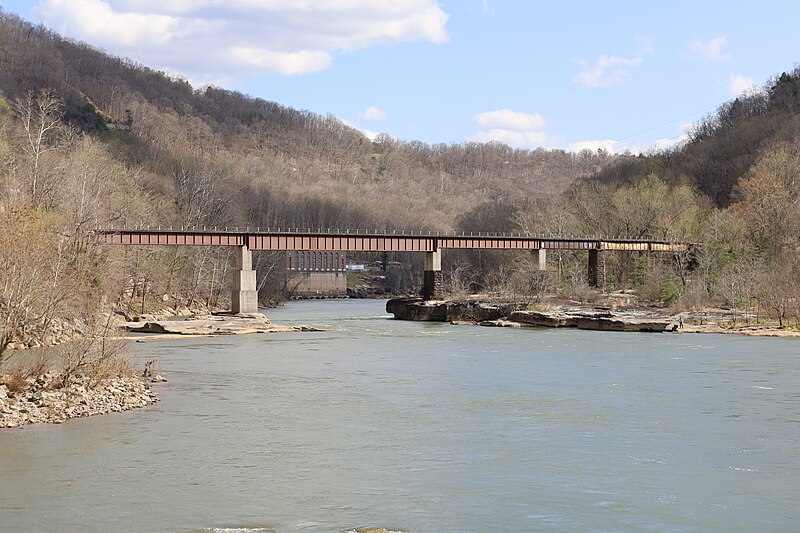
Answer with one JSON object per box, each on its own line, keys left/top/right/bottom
{"left": 613, "top": 105, "right": 717, "bottom": 143}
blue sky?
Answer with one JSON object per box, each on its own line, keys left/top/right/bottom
{"left": 2, "top": 1, "right": 798, "bottom": 153}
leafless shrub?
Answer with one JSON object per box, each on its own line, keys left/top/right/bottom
{"left": 0, "top": 357, "right": 48, "bottom": 393}
{"left": 564, "top": 264, "right": 593, "bottom": 303}
{"left": 509, "top": 270, "right": 550, "bottom": 307}
{"left": 56, "top": 312, "right": 133, "bottom": 388}
{"left": 442, "top": 262, "right": 478, "bottom": 297}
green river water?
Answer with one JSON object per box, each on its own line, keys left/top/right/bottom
{"left": 1, "top": 299, "right": 799, "bottom": 532}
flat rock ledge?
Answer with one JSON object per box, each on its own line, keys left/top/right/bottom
{"left": 501, "top": 310, "right": 671, "bottom": 332}
{"left": 1, "top": 374, "right": 158, "bottom": 429}
{"left": 123, "top": 312, "right": 323, "bottom": 336}
{"left": 386, "top": 298, "right": 524, "bottom": 322}
{"left": 387, "top": 298, "right": 672, "bottom": 333}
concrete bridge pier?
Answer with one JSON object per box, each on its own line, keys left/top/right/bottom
{"left": 422, "top": 248, "right": 442, "bottom": 300}
{"left": 532, "top": 249, "right": 547, "bottom": 271}
{"left": 588, "top": 249, "right": 606, "bottom": 288}
{"left": 232, "top": 245, "right": 259, "bottom": 313}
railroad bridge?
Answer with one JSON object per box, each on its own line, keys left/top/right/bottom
{"left": 96, "top": 228, "right": 693, "bottom": 313}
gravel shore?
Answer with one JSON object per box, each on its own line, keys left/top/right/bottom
{"left": 0, "top": 374, "right": 158, "bottom": 429}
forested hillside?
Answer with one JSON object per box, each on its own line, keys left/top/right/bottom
{"left": 2, "top": 6, "right": 800, "bottom": 356}
{"left": 0, "top": 11, "right": 609, "bottom": 229}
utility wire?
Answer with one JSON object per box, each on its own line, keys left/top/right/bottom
{"left": 613, "top": 105, "right": 718, "bottom": 143}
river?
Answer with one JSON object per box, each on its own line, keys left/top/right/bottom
{"left": 1, "top": 299, "right": 799, "bottom": 532}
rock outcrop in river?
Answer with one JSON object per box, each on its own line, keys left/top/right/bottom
{"left": 386, "top": 298, "right": 523, "bottom": 322}
{"left": 505, "top": 310, "right": 672, "bottom": 332}
{"left": 123, "top": 312, "right": 323, "bottom": 336}
{"left": 387, "top": 298, "right": 673, "bottom": 332}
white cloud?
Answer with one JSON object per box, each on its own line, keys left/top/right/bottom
{"left": 574, "top": 54, "right": 643, "bottom": 88}
{"left": 340, "top": 118, "right": 381, "bottom": 141}
{"left": 31, "top": 0, "right": 450, "bottom": 79}
{"left": 359, "top": 106, "right": 388, "bottom": 121}
{"left": 569, "top": 132, "right": 688, "bottom": 155}
{"left": 650, "top": 133, "right": 689, "bottom": 151}
{"left": 469, "top": 109, "right": 547, "bottom": 149}
{"left": 34, "top": 0, "right": 177, "bottom": 47}
{"left": 226, "top": 48, "right": 332, "bottom": 76}
{"left": 471, "top": 129, "right": 547, "bottom": 147}
{"left": 688, "top": 35, "right": 731, "bottom": 62}
{"left": 360, "top": 128, "right": 381, "bottom": 142}
{"left": 474, "top": 109, "right": 545, "bottom": 131}
{"left": 568, "top": 139, "right": 618, "bottom": 153}
{"left": 729, "top": 73, "right": 757, "bottom": 95}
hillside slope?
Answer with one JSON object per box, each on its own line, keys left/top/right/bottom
{"left": 0, "top": 10, "right": 613, "bottom": 231}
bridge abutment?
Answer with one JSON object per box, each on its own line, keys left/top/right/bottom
{"left": 232, "top": 245, "right": 259, "bottom": 314}
{"left": 422, "top": 249, "right": 442, "bottom": 300}
{"left": 588, "top": 249, "right": 606, "bottom": 288}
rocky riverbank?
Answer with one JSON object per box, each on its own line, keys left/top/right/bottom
{"left": 1, "top": 374, "right": 159, "bottom": 429}
{"left": 0, "top": 304, "right": 214, "bottom": 356}
{"left": 387, "top": 298, "right": 676, "bottom": 332}
{"left": 3, "top": 317, "right": 88, "bottom": 352}
{"left": 1, "top": 310, "right": 322, "bottom": 429}
{"left": 387, "top": 297, "right": 800, "bottom": 336}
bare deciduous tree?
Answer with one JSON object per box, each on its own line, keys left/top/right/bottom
{"left": 11, "top": 89, "right": 64, "bottom": 207}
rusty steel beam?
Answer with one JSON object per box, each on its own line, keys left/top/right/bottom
{"left": 98, "top": 231, "right": 246, "bottom": 247}
{"left": 438, "top": 237, "right": 541, "bottom": 249}
{"left": 246, "top": 234, "right": 437, "bottom": 252}
{"left": 95, "top": 229, "right": 693, "bottom": 253}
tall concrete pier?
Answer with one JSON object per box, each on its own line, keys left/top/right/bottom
{"left": 531, "top": 249, "right": 547, "bottom": 271}
{"left": 231, "top": 245, "right": 259, "bottom": 313}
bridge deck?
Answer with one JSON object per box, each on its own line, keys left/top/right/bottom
{"left": 96, "top": 228, "right": 691, "bottom": 253}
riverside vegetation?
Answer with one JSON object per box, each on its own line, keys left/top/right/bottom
{"left": 1, "top": 11, "right": 800, "bottom": 425}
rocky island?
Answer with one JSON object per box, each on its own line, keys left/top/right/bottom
{"left": 387, "top": 297, "right": 675, "bottom": 332}
{"left": 122, "top": 312, "right": 323, "bottom": 337}
{"left": 387, "top": 297, "right": 800, "bottom": 337}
